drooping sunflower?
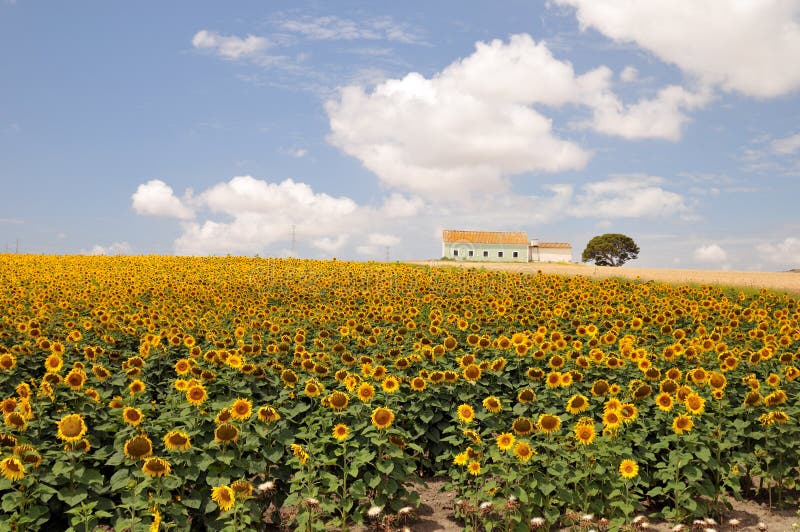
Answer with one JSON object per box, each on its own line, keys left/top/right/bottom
{"left": 566, "top": 394, "right": 589, "bottom": 415}
{"left": 290, "top": 443, "right": 310, "bottom": 465}
{"left": 672, "top": 414, "right": 694, "bottom": 434}
{"left": 164, "top": 430, "right": 191, "bottom": 452}
{"left": 123, "top": 407, "right": 144, "bottom": 426}
{"left": 215, "top": 409, "right": 233, "bottom": 424}
{"left": 57, "top": 414, "right": 87, "bottom": 443}
{"left": 512, "top": 416, "right": 534, "bottom": 436}
{"left": 4, "top": 412, "right": 26, "bottom": 431}
{"left": 230, "top": 398, "right": 253, "bottom": 420}
{"left": 456, "top": 404, "right": 475, "bottom": 424}
{"left": 619, "top": 459, "right": 638, "bottom": 479}
{"left": 332, "top": 423, "right": 350, "bottom": 441}
{"left": 212, "top": 485, "right": 236, "bottom": 512}
{"left": 496, "top": 432, "right": 515, "bottom": 451}
{"left": 124, "top": 434, "right": 153, "bottom": 460}
{"left": 482, "top": 396, "right": 502, "bottom": 414}
{"left": 185, "top": 384, "right": 208, "bottom": 406}
{"left": 214, "top": 423, "right": 239, "bottom": 444}
{"left": 371, "top": 407, "right": 394, "bottom": 430}
{"left": 0, "top": 456, "right": 25, "bottom": 481}
{"left": 574, "top": 423, "right": 596, "bottom": 445}
{"left": 257, "top": 406, "right": 281, "bottom": 423}
{"left": 142, "top": 457, "right": 170, "bottom": 478}
{"left": 14, "top": 445, "right": 42, "bottom": 468}
{"left": 230, "top": 479, "right": 253, "bottom": 500}
{"left": 537, "top": 414, "right": 561, "bottom": 435}
{"left": 0, "top": 433, "right": 17, "bottom": 447}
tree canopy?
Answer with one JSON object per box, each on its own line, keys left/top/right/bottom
{"left": 581, "top": 233, "right": 639, "bottom": 267}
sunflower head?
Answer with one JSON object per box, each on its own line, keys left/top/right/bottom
{"left": 164, "top": 430, "right": 191, "bottom": 452}
{"left": 57, "top": 414, "right": 87, "bottom": 443}
{"left": 537, "top": 414, "right": 561, "bottom": 435}
{"left": 214, "top": 423, "right": 239, "bottom": 444}
{"left": 371, "top": 407, "right": 394, "bottom": 430}
{"left": 142, "top": 457, "right": 171, "bottom": 478}
{"left": 619, "top": 459, "right": 638, "bottom": 479}
{"left": 124, "top": 434, "right": 153, "bottom": 460}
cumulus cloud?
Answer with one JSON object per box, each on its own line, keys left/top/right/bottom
{"left": 380, "top": 193, "right": 425, "bottom": 218}
{"left": 131, "top": 180, "right": 194, "bottom": 219}
{"left": 568, "top": 175, "right": 689, "bottom": 218}
{"left": 620, "top": 66, "right": 638, "bottom": 82}
{"left": 556, "top": 0, "right": 800, "bottom": 98}
{"left": 192, "top": 30, "right": 269, "bottom": 60}
{"left": 694, "top": 243, "right": 728, "bottom": 263}
{"left": 326, "top": 34, "right": 711, "bottom": 201}
{"left": 757, "top": 237, "right": 800, "bottom": 265}
{"left": 83, "top": 242, "right": 133, "bottom": 256}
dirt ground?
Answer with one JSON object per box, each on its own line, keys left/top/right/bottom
{"left": 409, "top": 261, "right": 800, "bottom": 296}
{"left": 404, "top": 479, "right": 799, "bottom": 531}
{"left": 398, "top": 261, "right": 799, "bottom": 531}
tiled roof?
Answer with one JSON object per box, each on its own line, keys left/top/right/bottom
{"left": 442, "top": 230, "right": 529, "bottom": 245}
{"left": 536, "top": 242, "right": 572, "bottom": 249}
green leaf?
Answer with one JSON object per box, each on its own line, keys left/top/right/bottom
{"left": 57, "top": 487, "right": 88, "bottom": 506}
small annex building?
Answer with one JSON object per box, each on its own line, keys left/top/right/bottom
{"left": 441, "top": 230, "right": 571, "bottom": 263}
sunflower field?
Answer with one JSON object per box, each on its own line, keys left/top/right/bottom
{"left": 0, "top": 255, "right": 798, "bottom": 531}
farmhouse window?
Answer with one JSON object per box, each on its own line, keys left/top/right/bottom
{"left": 512, "top": 251, "right": 519, "bottom": 258}
{"left": 468, "top": 250, "right": 474, "bottom": 257}
{"left": 453, "top": 249, "right": 458, "bottom": 257}
{"left": 483, "top": 251, "right": 488, "bottom": 257}
{"left": 498, "top": 251, "right": 504, "bottom": 258}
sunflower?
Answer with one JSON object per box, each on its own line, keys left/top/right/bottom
{"left": 537, "top": 414, "right": 561, "bottom": 435}
{"left": 453, "top": 451, "right": 468, "bottom": 466}
{"left": 684, "top": 393, "right": 705, "bottom": 415}
{"left": 457, "top": 404, "right": 475, "bottom": 424}
{"left": 619, "top": 459, "right": 638, "bottom": 479}
{"left": 655, "top": 392, "right": 674, "bottom": 411}
{"left": 215, "top": 409, "right": 233, "bottom": 424}
{"left": 163, "top": 430, "right": 191, "bottom": 452}
{"left": 496, "top": 432, "right": 515, "bottom": 451}
{"left": 230, "top": 398, "right": 253, "bottom": 420}
{"left": 123, "top": 407, "right": 144, "bottom": 426}
{"left": 328, "top": 391, "right": 349, "bottom": 412}
{"left": 590, "top": 379, "right": 609, "bottom": 397}
{"left": 619, "top": 403, "right": 637, "bottom": 423}
{"left": 230, "top": 479, "right": 253, "bottom": 500}
{"left": 124, "top": 434, "right": 153, "bottom": 460}
{"left": 0, "top": 433, "right": 17, "bottom": 447}
{"left": 764, "top": 390, "right": 787, "bottom": 407}
{"left": 512, "top": 417, "right": 534, "bottom": 436}
{"left": 672, "top": 414, "right": 694, "bottom": 434}
{"left": 381, "top": 376, "right": 400, "bottom": 394}
{"left": 602, "top": 410, "right": 622, "bottom": 430}
{"left": 290, "top": 443, "right": 310, "bottom": 465}
{"left": 44, "top": 354, "right": 63, "bottom": 373}
{"left": 174, "top": 359, "right": 191, "bottom": 375}
{"left": 0, "top": 456, "right": 24, "bottom": 481}
{"left": 141, "top": 457, "right": 170, "bottom": 478}
{"left": 212, "top": 485, "right": 236, "bottom": 512}
{"left": 257, "top": 405, "right": 281, "bottom": 423}
{"left": 65, "top": 368, "right": 86, "bottom": 390}
{"left": 566, "top": 394, "right": 589, "bottom": 415}
{"left": 517, "top": 388, "right": 536, "bottom": 403}
{"left": 304, "top": 379, "right": 322, "bottom": 398}
{"left": 761, "top": 410, "right": 789, "bottom": 426}
{"left": 4, "top": 412, "right": 26, "bottom": 431}
{"left": 92, "top": 365, "right": 111, "bottom": 381}
{"left": 482, "top": 396, "right": 502, "bottom": 414}
{"left": 14, "top": 445, "right": 42, "bottom": 468}
{"left": 467, "top": 461, "right": 481, "bottom": 476}
{"left": 0, "top": 354, "right": 16, "bottom": 371}
{"left": 356, "top": 382, "right": 376, "bottom": 403}
{"left": 410, "top": 377, "right": 427, "bottom": 392}
{"left": 214, "top": 423, "right": 239, "bottom": 444}
{"left": 57, "top": 414, "right": 87, "bottom": 443}
{"left": 513, "top": 441, "right": 535, "bottom": 463}
{"left": 186, "top": 384, "right": 208, "bottom": 406}
{"left": 332, "top": 423, "right": 350, "bottom": 441}
{"left": 574, "top": 423, "right": 596, "bottom": 445}
{"left": 546, "top": 371, "right": 561, "bottom": 388}
{"left": 127, "top": 379, "right": 145, "bottom": 395}
{"left": 743, "top": 391, "right": 762, "bottom": 408}
{"left": 281, "top": 369, "right": 298, "bottom": 387}
{"left": 371, "top": 407, "right": 394, "bottom": 430}
{"left": 463, "top": 364, "right": 481, "bottom": 382}
{"left": 462, "top": 429, "right": 481, "bottom": 443}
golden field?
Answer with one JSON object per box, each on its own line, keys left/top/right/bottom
{"left": 0, "top": 255, "right": 798, "bottom": 531}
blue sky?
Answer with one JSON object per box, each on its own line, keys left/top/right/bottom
{"left": 2, "top": 1, "right": 799, "bottom": 270}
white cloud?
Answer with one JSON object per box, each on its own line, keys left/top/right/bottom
{"left": 83, "top": 242, "right": 133, "bottom": 256}
{"left": 192, "top": 30, "right": 269, "bottom": 60}
{"left": 772, "top": 133, "right": 800, "bottom": 155}
{"left": 285, "top": 148, "right": 308, "bottom": 158}
{"left": 620, "top": 66, "right": 638, "bottom": 82}
{"left": 280, "top": 15, "right": 422, "bottom": 44}
{"left": 131, "top": 180, "right": 194, "bottom": 219}
{"left": 312, "top": 235, "right": 349, "bottom": 253}
{"left": 757, "top": 237, "right": 800, "bottom": 265}
{"left": 588, "top": 84, "right": 711, "bottom": 141}
{"left": 568, "top": 175, "right": 689, "bottom": 218}
{"left": 694, "top": 243, "right": 728, "bottom": 263}
{"left": 175, "top": 176, "right": 360, "bottom": 255}
{"left": 556, "top": 0, "right": 800, "bottom": 98}
{"left": 379, "top": 193, "right": 425, "bottom": 218}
